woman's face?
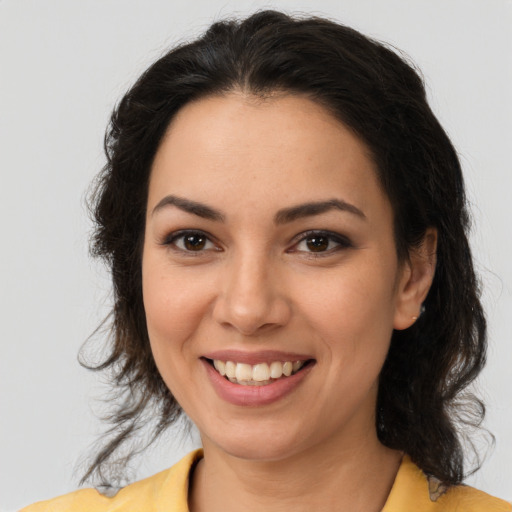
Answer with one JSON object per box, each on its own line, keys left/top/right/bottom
{"left": 143, "top": 93, "right": 418, "bottom": 461}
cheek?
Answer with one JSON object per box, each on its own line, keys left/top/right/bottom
{"left": 301, "top": 268, "right": 397, "bottom": 330}
{"left": 142, "top": 263, "right": 210, "bottom": 402}
{"left": 142, "top": 257, "right": 212, "bottom": 341}
{"left": 293, "top": 259, "right": 398, "bottom": 364}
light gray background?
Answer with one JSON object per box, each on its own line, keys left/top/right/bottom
{"left": 1, "top": 0, "right": 511, "bottom": 510}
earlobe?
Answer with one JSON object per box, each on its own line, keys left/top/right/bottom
{"left": 393, "top": 228, "right": 437, "bottom": 330}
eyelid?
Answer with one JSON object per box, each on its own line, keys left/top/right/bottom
{"left": 288, "top": 229, "right": 353, "bottom": 254}
{"left": 160, "top": 228, "right": 351, "bottom": 255}
{"left": 161, "top": 229, "right": 221, "bottom": 252}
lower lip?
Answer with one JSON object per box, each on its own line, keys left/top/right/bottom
{"left": 202, "top": 359, "right": 313, "bottom": 406}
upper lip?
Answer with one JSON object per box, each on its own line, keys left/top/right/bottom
{"left": 202, "top": 350, "right": 314, "bottom": 365}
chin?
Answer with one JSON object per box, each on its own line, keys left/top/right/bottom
{"left": 200, "top": 417, "right": 315, "bottom": 462}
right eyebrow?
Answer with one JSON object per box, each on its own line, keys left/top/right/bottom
{"left": 151, "top": 195, "right": 225, "bottom": 222}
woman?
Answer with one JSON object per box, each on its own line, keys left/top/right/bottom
{"left": 22, "top": 10, "right": 510, "bottom": 512}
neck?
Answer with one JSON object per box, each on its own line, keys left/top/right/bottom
{"left": 188, "top": 429, "right": 402, "bottom": 512}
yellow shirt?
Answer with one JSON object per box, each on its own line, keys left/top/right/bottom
{"left": 21, "top": 450, "right": 510, "bottom": 511}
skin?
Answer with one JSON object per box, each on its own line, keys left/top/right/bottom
{"left": 142, "top": 93, "right": 437, "bottom": 512}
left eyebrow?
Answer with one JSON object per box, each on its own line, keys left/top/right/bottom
{"left": 274, "top": 199, "right": 366, "bottom": 224}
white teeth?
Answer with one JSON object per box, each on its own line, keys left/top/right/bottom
{"left": 212, "top": 359, "right": 307, "bottom": 385}
{"left": 235, "top": 363, "right": 253, "bottom": 381}
{"left": 213, "top": 360, "right": 226, "bottom": 376}
{"left": 269, "top": 361, "right": 283, "bottom": 378}
{"left": 252, "top": 363, "right": 270, "bottom": 382}
{"left": 225, "top": 361, "right": 236, "bottom": 379}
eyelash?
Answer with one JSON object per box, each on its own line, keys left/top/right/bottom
{"left": 162, "top": 229, "right": 352, "bottom": 256}
{"left": 289, "top": 230, "right": 352, "bottom": 256}
{"left": 162, "top": 230, "right": 219, "bottom": 255}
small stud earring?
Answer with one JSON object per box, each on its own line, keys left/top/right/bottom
{"left": 412, "top": 304, "right": 426, "bottom": 322}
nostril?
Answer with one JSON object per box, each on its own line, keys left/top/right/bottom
{"left": 211, "top": 280, "right": 292, "bottom": 336}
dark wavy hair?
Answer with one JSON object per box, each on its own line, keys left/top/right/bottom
{"left": 82, "top": 10, "right": 487, "bottom": 488}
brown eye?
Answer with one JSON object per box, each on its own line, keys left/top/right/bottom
{"left": 167, "top": 231, "right": 216, "bottom": 252}
{"left": 306, "top": 235, "right": 330, "bottom": 252}
{"left": 184, "top": 233, "right": 207, "bottom": 251}
{"left": 293, "top": 231, "right": 352, "bottom": 255}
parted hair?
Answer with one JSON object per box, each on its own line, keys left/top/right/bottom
{"left": 83, "top": 10, "right": 487, "bottom": 488}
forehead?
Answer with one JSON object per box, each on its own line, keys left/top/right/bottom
{"left": 148, "top": 93, "right": 390, "bottom": 223}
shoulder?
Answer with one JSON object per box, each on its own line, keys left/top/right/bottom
{"left": 383, "top": 455, "right": 511, "bottom": 512}
{"left": 436, "top": 484, "right": 511, "bottom": 512}
{"left": 20, "top": 450, "right": 203, "bottom": 512}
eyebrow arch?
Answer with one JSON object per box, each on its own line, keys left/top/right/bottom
{"left": 151, "top": 195, "right": 225, "bottom": 222}
{"left": 151, "top": 195, "right": 365, "bottom": 224}
{"left": 274, "top": 199, "right": 366, "bottom": 224}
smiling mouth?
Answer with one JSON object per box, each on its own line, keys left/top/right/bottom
{"left": 204, "top": 358, "right": 315, "bottom": 386}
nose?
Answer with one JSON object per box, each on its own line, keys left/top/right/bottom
{"left": 212, "top": 251, "right": 292, "bottom": 336}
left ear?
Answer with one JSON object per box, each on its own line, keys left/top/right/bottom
{"left": 393, "top": 228, "right": 437, "bottom": 330}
